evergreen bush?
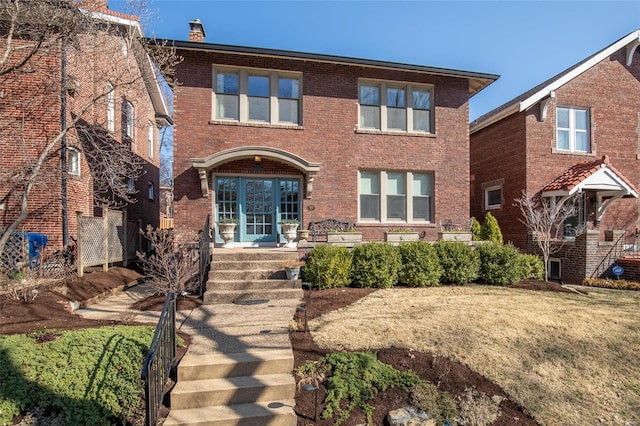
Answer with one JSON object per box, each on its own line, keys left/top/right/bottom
{"left": 351, "top": 242, "right": 401, "bottom": 288}
{"left": 435, "top": 240, "right": 479, "bottom": 285}
{"left": 518, "top": 253, "right": 544, "bottom": 280}
{"left": 398, "top": 241, "right": 443, "bottom": 287}
{"left": 476, "top": 242, "right": 522, "bottom": 285}
{"left": 480, "top": 212, "right": 503, "bottom": 244}
{"left": 304, "top": 245, "right": 352, "bottom": 289}
{"left": 470, "top": 217, "right": 482, "bottom": 241}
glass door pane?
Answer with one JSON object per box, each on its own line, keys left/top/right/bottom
{"left": 243, "top": 179, "right": 274, "bottom": 242}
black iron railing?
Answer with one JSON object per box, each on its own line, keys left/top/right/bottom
{"left": 141, "top": 291, "right": 176, "bottom": 426}
{"left": 198, "top": 215, "right": 211, "bottom": 298}
{"left": 591, "top": 232, "right": 627, "bottom": 279}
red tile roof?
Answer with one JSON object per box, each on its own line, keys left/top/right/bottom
{"left": 542, "top": 155, "right": 638, "bottom": 196}
{"left": 83, "top": 5, "right": 139, "bottom": 22}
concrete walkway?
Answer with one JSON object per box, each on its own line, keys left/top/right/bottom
{"left": 76, "top": 283, "right": 301, "bottom": 357}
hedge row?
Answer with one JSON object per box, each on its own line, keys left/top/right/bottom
{"left": 304, "top": 241, "right": 544, "bottom": 290}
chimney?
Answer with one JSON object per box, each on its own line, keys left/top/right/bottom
{"left": 189, "top": 19, "right": 206, "bottom": 43}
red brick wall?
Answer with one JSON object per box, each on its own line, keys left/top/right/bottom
{"left": 0, "top": 22, "right": 161, "bottom": 250}
{"left": 471, "top": 46, "right": 640, "bottom": 253}
{"left": 173, "top": 50, "right": 472, "bottom": 241}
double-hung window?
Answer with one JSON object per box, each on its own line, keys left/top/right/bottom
{"left": 216, "top": 72, "right": 239, "bottom": 120}
{"left": 359, "top": 171, "right": 434, "bottom": 223}
{"left": 556, "top": 107, "right": 590, "bottom": 153}
{"left": 68, "top": 147, "right": 80, "bottom": 176}
{"left": 358, "top": 80, "right": 433, "bottom": 133}
{"left": 147, "top": 121, "right": 154, "bottom": 158}
{"left": 122, "top": 100, "right": 134, "bottom": 142}
{"left": 213, "top": 67, "right": 302, "bottom": 125}
{"left": 107, "top": 83, "right": 115, "bottom": 132}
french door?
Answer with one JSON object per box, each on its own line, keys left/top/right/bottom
{"left": 215, "top": 176, "right": 300, "bottom": 244}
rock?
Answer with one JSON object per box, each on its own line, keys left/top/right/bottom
{"left": 387, "top": 407, "right": 436, "bottom": 426}
{"left": 68, "top": 300, "right": 80, "bottom": 312}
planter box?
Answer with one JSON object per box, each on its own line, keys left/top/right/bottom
{"left": 327, "top": 232, "right": 362, "bottom": 243}
{"left": 438, "top": 231, "right": 472, "bottom": 242}
{"left": 384, "top": 232, "right": 419, "bottom": 243}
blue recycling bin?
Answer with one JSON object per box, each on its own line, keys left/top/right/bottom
{"left": 24, "top": 233, "right": 48, "bottom": 267}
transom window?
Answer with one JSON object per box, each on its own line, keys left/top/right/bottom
{"left": 213, "top": 67, "right": 301, "bottom": 125}
{"left": 556, "top": 107, "right": 590, "bottom": 153}
{"left": 359, "top": 170, "right": 434, "bottom": 222}
{"left": 359, "top": 80, "right": 433, "bottom": 133}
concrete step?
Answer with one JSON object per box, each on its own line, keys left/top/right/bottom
{"left": 213, "top": 251, "right": 299, "bottom": 262}
{"left": 163, "top": 400, "right": 297, "bottom": 426}
{"left": 213, "top": 269, "right": 287, "bottom": 280}
{"left": 203, "top": 287, "right": 303, "bottom": 304}
{"left": 170, "top": 374, "right": 296, "bottom": 410}
{"left": 211, "top": 259, "right": 291, "bottom": 272}
{"left": 177, "top": 349, "right": 293, "bottom": 382}
{"left": 208, "top": 279, "right": 300, "bottom": 292}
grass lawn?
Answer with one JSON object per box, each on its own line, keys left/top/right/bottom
{"left": 309, "top": 285, "right": 640, "bottom": 425}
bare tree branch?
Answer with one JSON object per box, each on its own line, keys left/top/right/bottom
{"left": 514, "top": 190, "right": 582, "bottom": 281}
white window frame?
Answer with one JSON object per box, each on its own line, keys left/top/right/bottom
{"left": 358, "top": 170, "right": 434, "bottom": 223}
{"left": 147, "top": 121, "right": 154, "bottom": 158}
{"left": 127, "top": 177, "right": 135, "bottom": 193}
{"left": 548, "top": 258, "right": 561, "bottom": 280}
{"left": 68, "top": 147, "right": 80, "bottom": 176}
{"left": 107, "top": 83, "right": 115, "bottom": 132}
{"left": 123, "top": 100, "right": 134, "bottom": 141}
{"left": 556, "top": 106, "right": 590, "bottom": 153}
{"left": 358, "top": 79, "right": 434, "bottom": 134}
{"left": 148, "top": 182, "right": 154, "bottom": 201}
{"left": 212, "top": 66, "right": 302, "bottom": 125}
{"left": 484, "top": 185, "right": 502, "bottom": 210}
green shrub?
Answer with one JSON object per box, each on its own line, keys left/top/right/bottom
{"left": 304, "top": 245, "right": 352, "bottom": 289}
{"left": 476, "top": 242, "right": 522, "bottom": 285}
{"left": 398, "top": 241, "right": 443, "bottom": 287}
{"left": 435, "top": 241, "right": 479, "bottom": 285}
{"left": 480, "top": 212, "right": 503, "bottom": 244}
{"left": 318, "top": 352, "right": 421, "bottom": 425}
{"left": 470, "top": 217, "right": 482, "bottom": 241}
{"left": 351, "top": 243, "right": 401, "bottom": 288}
{"left": 0, "top": 326, "right": 154, "bottom": 425}
{"left": 410, "top": 382, "right": 459, "bottom": 426}
{"left": 518, "top": 253, "right": 544, "bottom": 280}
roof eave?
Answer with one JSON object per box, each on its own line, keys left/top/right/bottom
{"left": 153, "top": 39, "right": 499, "bottom": 96}
{"left": 471, "top": 29, "right": 640, "bottom": 133}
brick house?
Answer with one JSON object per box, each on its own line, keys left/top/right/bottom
{"left": 0, "top": 0, "right": 171, "bottom": 251}
{"left": 470, "top": 29, "right": 640, "bottom": 282}
{"left": 169, "top": 20, "right": 498, "bottom": 246}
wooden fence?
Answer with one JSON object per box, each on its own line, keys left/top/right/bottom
{"left": 76, "top": 209, "right": 139, "bottom": 277}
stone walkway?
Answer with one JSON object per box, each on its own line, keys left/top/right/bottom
{"left": 76, "top": 283, "right": 301, "bottom": 356}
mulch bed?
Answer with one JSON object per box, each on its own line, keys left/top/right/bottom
{"left": 2, "top": 269, "right": 569, "bottom": 425}
{"left": 289, "top": 283, "right": 561, "bottom": 426}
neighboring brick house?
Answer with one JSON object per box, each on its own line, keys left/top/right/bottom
{"left": 0, "top": 0, "right": 171, "bottom": 251}
{"left": 169, "top": 20, "right": 498, "bottom": 246}
{"left": 470, "top": 29, "right": 640, "bottom": 282}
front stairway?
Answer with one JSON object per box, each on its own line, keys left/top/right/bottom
{"left": 164, "top": 249, "right": 302, "bottom": 425}
{"left": 204, "top": 249, "right": 304, "bottom": 304}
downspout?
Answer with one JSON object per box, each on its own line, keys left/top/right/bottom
{"left": 60, "top": 37, "right": 69, "bottom": 247}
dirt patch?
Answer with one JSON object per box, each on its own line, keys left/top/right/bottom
{"left": 0, "top": 267, "right": 140, "bottom": 334}
{"left": 290, "top": 287, "right": 538, "bottom": 426}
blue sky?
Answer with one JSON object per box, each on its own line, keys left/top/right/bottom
{"left": 111, "top": 0, "right": 639, "bottom": 121}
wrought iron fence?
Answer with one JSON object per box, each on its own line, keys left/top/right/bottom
{"left": 141, "top": 216, "right": 211, "bottom": 425}
{"left": 141, "top": 291, "right": 176, "bottom": 426}
{"left": 591, "top": 232, "right": 627, "bottom": 278}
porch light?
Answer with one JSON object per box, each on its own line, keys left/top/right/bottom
{"left": 254, "top": 155, "right": 262, "bottom": 162}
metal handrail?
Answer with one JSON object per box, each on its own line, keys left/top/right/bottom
{"left": 198, "top": 214, "right": 211, "bottom": 298}
{"left": 591, "top": 232, "right": 627, "bottom": 278}
{"left": 141, "top": 291, "right": 176, "bottom": 426}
